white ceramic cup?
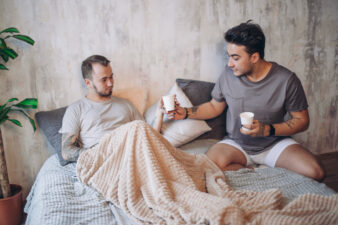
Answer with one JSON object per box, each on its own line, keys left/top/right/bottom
{"left": 240, "top": 112, "right": 254, "bottom": 131}
{"left": 162, "top": 94, "right": 175, "bottom": 112}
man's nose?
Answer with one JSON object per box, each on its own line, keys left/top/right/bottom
{"left": 107, "top": 79, "right": 113, "bottom": 86}
{"left": 228, "top": 59, "right": 233, "bottom": 67}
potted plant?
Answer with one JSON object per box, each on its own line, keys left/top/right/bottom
{"left": 0, "top": 27, "right": 36, "bottom": 225}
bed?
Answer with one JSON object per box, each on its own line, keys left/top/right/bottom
{"left": 24, "top": 79, "right": 337, "bottom": 224}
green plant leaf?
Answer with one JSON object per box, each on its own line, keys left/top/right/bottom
{"left": 0, "top": 102, "right": 9, "bottom": 115}
{"left": 13, "top": 35, "right": 35, "bottom": 46}
{"left": 0, "top": 52, "right": 9, "bottom": 62}
{"left": 8, "top": 98, "right": 18, "bottom": 102}
{"left": 0, "top": 106, "right": 11, "bottom": 120}
{"left": 28, "top": 116, "right": 36, "bottom": 131}
{"left": 0, "top": 115, "right": 9, "bottom": 126}
{"left": 0, "top": 38, "right": 6, "bottom": 48}
{"left": 1, "top": 48, "right": 18, "bottom": 59}
{"left": 0, "top": 107, "right": 11, "bottom": 126}
{"left": 8, "top": 119, "right": 22, "bottom": 127}
{"left": 0, "top": 27, "right": 19, "bottom": 35}
{"left": 0, "top": 63, "right": 8, "bottom": 70}
{"left": 10, "top": 109, "right": 36, "bottom": 131}
{"left": 0, "top": 103, "right": 6, "bottom": 111}
{"left": 0, "top": 39, "right": 9, "bottom": 62}
{"left": 14, "top": 98, "right": 38, "bottom": 109}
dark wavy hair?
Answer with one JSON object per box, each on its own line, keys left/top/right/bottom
{"left": 81, "top": 55, "right": 110, "bottom": 80}
{"left": 224, "top": 20, "right": 265, "bottom": 59}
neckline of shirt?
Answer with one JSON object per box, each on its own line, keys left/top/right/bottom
{"left": 83, "top": 96, "right": 116, "bottom": 105}
{"left": 242, "top": 62, "right": 277, "bottom": 85}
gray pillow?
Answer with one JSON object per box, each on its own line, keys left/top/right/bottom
{"left": 35, "top": 107, "right": 70, "bottom": 166}
{"left": 176, "top": 78, "right": 227, "bottom": 140}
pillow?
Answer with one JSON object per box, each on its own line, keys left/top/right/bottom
{"left": 35, "top": 107, "right": 68, "bottom": 166}
{"left": 114, "top": 87, "right": 148, "bottom": 115}
{"left": 176, "top": 78, "right": 227, "bottom": 140}
{"left": 144, "top": 83, "right": 211, "bottom": 147}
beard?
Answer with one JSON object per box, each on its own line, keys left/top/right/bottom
{"left": 93, "top": 84, "right": 112, "bottom": 97}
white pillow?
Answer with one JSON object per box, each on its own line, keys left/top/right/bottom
{"left": 145, "top": 83, "right": 211, "bottom": 147}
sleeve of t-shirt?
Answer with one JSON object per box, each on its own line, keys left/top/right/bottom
{"left": 285, "top": 74, "right": 309, "bottom": 112}
{"left": 59, "top": 104, "right": 81, "bottom": 134}
{"left": 211, "top": 73, "right": 226, "bottom": 102}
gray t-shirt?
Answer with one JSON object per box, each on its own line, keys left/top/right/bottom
{"left": 211, "top": 62, "right": 308, "bottom": 154}
{"left": 59, "top": 96, "right": 143, "bottom": 148}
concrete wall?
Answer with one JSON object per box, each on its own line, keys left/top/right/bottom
{"left": 0, "top": 0, "right": 337, "bottom": 198}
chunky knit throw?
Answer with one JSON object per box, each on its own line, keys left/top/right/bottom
{"left": 77, "top": 120, "right": 338, "bottom": 225}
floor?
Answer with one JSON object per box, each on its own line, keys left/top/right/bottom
{"left": 317, "top": 151, "right": 338, "bottom": 192}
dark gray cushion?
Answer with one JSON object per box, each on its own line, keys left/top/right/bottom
{"left": 35, "top": 107, "right": 69, "bottom": 166}
{"left": 176, "top": 78, "right": 227, "bottom": 140}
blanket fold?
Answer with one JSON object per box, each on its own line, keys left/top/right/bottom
{"left": 77, "top": 120, "right": 338, "bottom": 225}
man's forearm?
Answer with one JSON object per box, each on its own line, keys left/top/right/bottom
{"left": 186, "top": 99, "right": 226, "bottom": 120}
{"left": 274, "top": 118, "right": 309, "bottom": 136}
{"left": 242, "top": 109, "right": 309, "bottom": 137}
{"left": 271, "top": 110, "right": 309, "bottom": 136}
{"left": 61, "top": 133, "right": 86, "bottom": 162}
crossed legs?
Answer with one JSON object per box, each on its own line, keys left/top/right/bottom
{"left": 206, "top": 141, "right": 325, "bottom": 181}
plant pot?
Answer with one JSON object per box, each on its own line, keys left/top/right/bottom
{"left": 0, "top": 184, "right": 23, "bottom": 225}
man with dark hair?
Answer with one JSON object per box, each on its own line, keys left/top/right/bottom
{"left": 81, "top": 55, "right": 111, "bottom": 80}
{"left": 171, "top": 21, "right": 324, "bottom": 181}
{"left": 59, "top": 55, "right": 163, "bottom": 162}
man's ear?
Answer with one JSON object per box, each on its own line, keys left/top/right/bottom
{"left": 84, "top": 78, "right": 92, "bottom": 88}
{"left": 250, "top": 52, "right": 260, "bottom": 64}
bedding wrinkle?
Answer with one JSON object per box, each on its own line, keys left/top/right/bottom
{"left": 77, "top": 120, "right": 338, "bottom": 225}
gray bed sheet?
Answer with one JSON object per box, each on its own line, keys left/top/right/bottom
{"left": 24, "top": 139, "right": 336, "bottom": 225}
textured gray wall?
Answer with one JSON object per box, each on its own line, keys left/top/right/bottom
{"left": 0, "top": 0, "right": 337, "bottom": 198}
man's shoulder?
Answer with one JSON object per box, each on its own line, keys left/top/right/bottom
{"left": 68, "top": 97, "right": 87, "bottom": 108}
{"left": 65, "top": 97, "right": 89, "bottom": 114}
{"left": 269, "top": 63, "right": 305, "bottom": 90}
{"left": 271, "top": 62, "right": 295, "bottom": 78}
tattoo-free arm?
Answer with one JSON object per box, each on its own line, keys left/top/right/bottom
{"left": 61, "top": 133, "right": 86, "bottom": 162}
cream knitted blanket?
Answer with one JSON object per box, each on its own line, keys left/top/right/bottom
{"left": 77, "top": 121, "right": 338, "bottom": 225}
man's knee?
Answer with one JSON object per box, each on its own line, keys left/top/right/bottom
{"left": 276, "top": 144, "right": 325, "bottom": 181}
{"left": 206, "top": 144, "right": 247, "bottom": 171}
{"left": 206, "top": 149, "right": 230, "bottom": 170}
{"left": 309, "top": 162, "right": 325, "bottom": 181}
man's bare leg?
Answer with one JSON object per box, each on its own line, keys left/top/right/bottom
{"left": 275, "top": 144, "right": 325, "bottom": 181}
{"left": 206, "top": 143, "right": 247, "bottom": 171}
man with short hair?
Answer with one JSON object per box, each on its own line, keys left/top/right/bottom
{"left": 60, "top": 55, "right": 163, "bottom": 162}
{"left": 171, "top": 21, "right": 324, "bottom": 181}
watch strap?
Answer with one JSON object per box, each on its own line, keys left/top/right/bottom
{"left": 269, "top": 124, "right": 275, "bottom": 136}
{"left": 183, "top": 108, "right": 189, "bottom": 119}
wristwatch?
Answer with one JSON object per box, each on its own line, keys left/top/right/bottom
{"left": 269, "top": 124, "right": 275, "bottom": 136}
{"left": 184, "top": 108, "right": 189, "bottom": 119}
